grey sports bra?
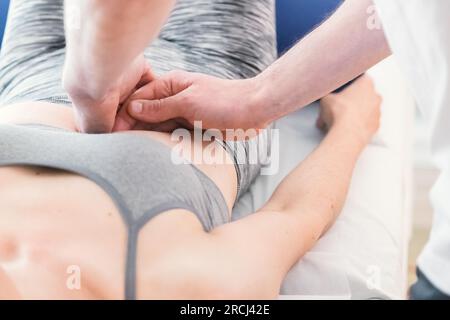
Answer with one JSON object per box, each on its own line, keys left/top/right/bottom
{"left": 0, "top": 124, "right": 230, "bottom": 299}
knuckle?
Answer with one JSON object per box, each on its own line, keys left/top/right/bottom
{"left": 145, "top": 100, "right": 162, "bottom": 114}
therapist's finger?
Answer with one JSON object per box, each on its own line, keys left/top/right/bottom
{"left": 113, "top": 103, "right": 138, "bottom": 132}
{"left": 116, "top": 71, "right": 193, "bottom": 130}
{"left": 136, "top": 63, "right": 156, "bottom": 89}
{"left": 113, "top": 65, "right": 156, "bottom": 132}
{"left": 128, "top": 95, "right": 187, "bottom": 124}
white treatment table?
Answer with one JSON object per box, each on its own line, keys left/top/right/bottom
{"left": 233, "top": 57, "right": 415, "bottom": 300}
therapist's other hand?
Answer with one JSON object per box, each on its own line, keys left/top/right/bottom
{"left": 317, "top": 75, "right": 381, "bottom": 144}
{"left": 113, "top": 70, "right": 267, "bottom": 134}
{"left": 64, "top": 55, "right": 154, "bottom": 133}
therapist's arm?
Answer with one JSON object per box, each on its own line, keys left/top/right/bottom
{"left": 118, "top": 0, "right": 390, "bottom": 132}
{"left": 254, "top": 0, "right": 389, "bottom": 123}
{"left": 63, "top": 0, "right": 175, "bottom": 133}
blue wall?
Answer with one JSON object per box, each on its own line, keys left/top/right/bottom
{"left": 276, "top": 0, "right": 343, "bottom": 55}
{"left": 0, "top": 0, "right": 10, "bottom": 48}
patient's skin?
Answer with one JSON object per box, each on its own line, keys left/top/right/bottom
{"left": 0, "top": 102, "right": 237, "bottom": 299}
{"left": 0, "top": 76, "right": 380, "bottom": 299}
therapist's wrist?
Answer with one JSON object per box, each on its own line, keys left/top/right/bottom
{"left": 63, "top": 60, "right": 119, "bottom": 106}
{"left": 247, "top": 73, "right": 281, "bottom": 128}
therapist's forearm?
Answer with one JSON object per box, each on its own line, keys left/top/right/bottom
{"left": 254, "top": 0, "right": 390, "bottom": 123}
{"left": 63, "top": 0, "right": 175, "bottom": 100}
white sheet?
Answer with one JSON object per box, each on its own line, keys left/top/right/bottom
{"left": 232, "top": 57, "right": 415, "bottom": 299}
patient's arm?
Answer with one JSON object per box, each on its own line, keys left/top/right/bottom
{"left": 264, "top": 75, "right": 380, "bottom": 257}
{"left": 207, "top": 76, "right": 381, "bottom": 283}
{"left": 63, "top": 0, "right": 175, "bottom": 133}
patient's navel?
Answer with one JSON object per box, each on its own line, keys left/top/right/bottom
{"left": 0, "top": 237, "right": 20, "bottom": 262}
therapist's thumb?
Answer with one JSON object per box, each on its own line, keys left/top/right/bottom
{"left": 128, "top": 96, "right": 185, "bottom": 124}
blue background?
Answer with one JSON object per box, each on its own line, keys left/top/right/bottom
{"left": 276, "top": 0, "right": 343, "bottom": 54}
{"left": 0, "top": 0, "right": 10, "bottom": 48}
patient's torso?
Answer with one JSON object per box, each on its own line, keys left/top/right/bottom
{"left": 0, "top": 0, "right": 276, "bottom": 199}
{"left": 0, "top": 0, "right": 277, "bottom": 298}
{"left": 0, "top": 102, "right": 236, "bottom": 299}
{"left": 0, "top": 166, "right": 128, "bottom": 299}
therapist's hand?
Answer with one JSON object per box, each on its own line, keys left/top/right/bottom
{"left": 113, "top": 70, "right": 269, "bottom": 133}
{"left": 64, "top": 55, "right": 154, "bottom": 133}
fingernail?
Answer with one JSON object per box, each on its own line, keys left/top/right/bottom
{"left": 131, "top": 102, "right": 143, "bottom": 114}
